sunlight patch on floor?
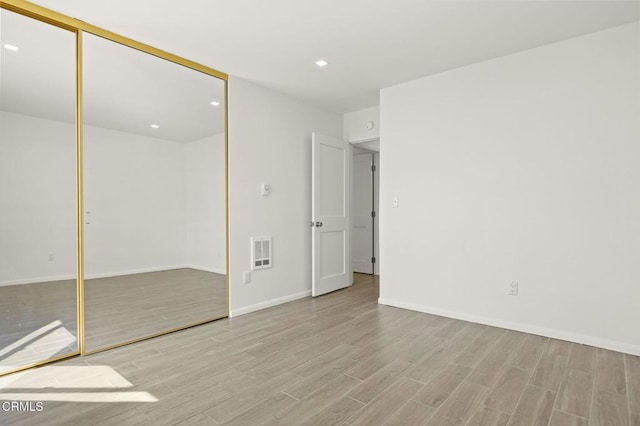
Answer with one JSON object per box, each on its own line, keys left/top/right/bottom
{"left": 0, "top": 365, "right": 133, "bottom": 388}
{"left": 0, "top": 321, "right": 77, "bottom": 373}
{"left": 0, "top": 391, "right": 158, "bottom": 402}
{"left": 0, "top": 365, "right": 157, "bottom": 403}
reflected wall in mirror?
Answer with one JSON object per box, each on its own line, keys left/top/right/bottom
{"left": 0, "top": 9, "right": 78, "bottom": 374}
{"left": 82, "top": 33, "right": 227, "bottom": 352}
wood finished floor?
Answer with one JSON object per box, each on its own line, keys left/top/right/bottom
{"left": 1, "top": 273, "right": 639, "bottom": 425}
{"left": 84, "top": 269, "right": 227, "bottom": 352}
{"left": 0, "top": 269, "right": 227, "bottom": 373}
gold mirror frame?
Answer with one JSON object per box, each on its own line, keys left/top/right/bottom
{"left": 0, "top": 0, "right": 229, "bottom": 376}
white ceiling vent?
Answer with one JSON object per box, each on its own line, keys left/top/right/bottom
{"left": 251, "top": 236, "right": 272, "bottom": 270}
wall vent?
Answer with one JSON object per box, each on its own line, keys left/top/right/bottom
{"left": 251, "top": 236, "right": 272, "bottom": 270}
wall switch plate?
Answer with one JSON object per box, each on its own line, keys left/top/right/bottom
{"left": 261, "top": 183, "right": 271, "bottom": 196}
{"left": 48, "top": 253, "right": 55, "bottom": 262}
{"left": 392, "top": 196, "right": 399, "bottom": 208}
{"left": 509, "top": 281, "right": 519, "bottom": 296}
{"left": 243, "top": 271, "right": 251, "bottom": 284}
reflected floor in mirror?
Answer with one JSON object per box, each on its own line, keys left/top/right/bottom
{"left": 84, "top": 268, "right": 227, "bottom": 352}
{"left": 0, "top": 268, "right": 226, "bottom": 373}
{"left": 0, "top": 280, "right": 78, "bottom": 375}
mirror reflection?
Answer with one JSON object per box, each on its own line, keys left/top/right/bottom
{"left": 0, "top": 9, "right": 78, "bottom": 374}
{"left": 82, "top": 34, "right": 227, "bottom": 352}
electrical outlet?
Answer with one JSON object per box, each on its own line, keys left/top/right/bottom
{"left": 48, "top": 253, "right": 55, "bottom": 262}
{"left": 509, "top": 281, "right": 519, "bottom": 296}
{"left": 243, "top": 271, "right": 251, "bottom": 284}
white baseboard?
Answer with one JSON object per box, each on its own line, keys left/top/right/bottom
{"left": 183, "top": 264, "right": 227, "bottom": 275}
{"left": 378, "top": 297, "right": 640, "bottom": 357}
{"left": 0, "top": 264, "right": 225, "bottom": 287}
{"left": 0, "top": 273, "right": 77, "bottom": 287}
{"left": 230, "top": 290, "right": 311, "bottom": 318}
{"left": 84, "top": 265, "right": 189, "bottom": 280}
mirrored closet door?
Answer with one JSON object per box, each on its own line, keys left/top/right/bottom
{"left": 82, "top": 33, "right": 227, "bottom": 353}
{"left": 0, "top": 9, "right": 79, "bottom": 374}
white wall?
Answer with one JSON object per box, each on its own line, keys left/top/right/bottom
{"left": 0, "top": 111, "right": 76, "bottom": 284}
{"left": 344, "top": 106, "right": 380, "bottom": 142}
{"left": 185, "top": 133, "right": 227, "bottom": 274}
{"left": 228, "top": 76, "right": 342, "bottom": 316}
{"left": 83, "top": 125, "right": 187, "bottom": 277}
{"left": 380, "top": 22, "right": 640, "bottom": 355}
{"left": 0, "top": 111, "right": 227, "bottom": 285}
{"left": 344, "top": 106, "right": 380, "bottom": 151}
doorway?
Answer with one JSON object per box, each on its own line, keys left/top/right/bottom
{"left": 352, "top": 148, "right": 379, "bottom": 276}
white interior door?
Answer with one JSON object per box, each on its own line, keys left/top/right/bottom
{"left": 352, "top": 153, "right": 374, "bottom": 274}
{"left": 312, "top": 132, "right": 351, "bottom": 297}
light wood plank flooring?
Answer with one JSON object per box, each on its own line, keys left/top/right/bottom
{"left": 1, "top": 273, "right": 638, "bottom": 425}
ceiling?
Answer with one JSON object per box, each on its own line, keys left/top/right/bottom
{"left": 1, "top": 8, "right": 225, "bottom": 143}
{"left": 81, "top": 33, "right": 225, "bottom": 142}
{"left": 19, "top": 0, "right": 640, "bottom": 114}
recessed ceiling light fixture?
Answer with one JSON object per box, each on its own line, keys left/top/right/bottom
{"left": 210, "top": 101, "right": 220, "bottom": 106}
{"left": 150, "top": 124, "right": 159, "bottom": 129}
{"left": 3, "top": 44, "right": 19, "bottom": 52}
{"left": 315, "top": 59, "right": 329, "bottom": 67}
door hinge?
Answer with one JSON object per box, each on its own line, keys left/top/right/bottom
{"left": 371, "top": 165, "right": 376, "bottom": 172}
{"left": 371, "top": 211, "right": 376, "bottom": 218}
{"left": 371, "top": 257, "right": 376, "bottom": 264}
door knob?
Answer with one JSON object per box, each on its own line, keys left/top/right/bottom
{"left": 315, "top": 221, "right": 323, "bottom": 227}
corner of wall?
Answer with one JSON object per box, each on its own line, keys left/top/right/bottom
{"left": 227, "top": 77, "right": 342, "bottom": 314}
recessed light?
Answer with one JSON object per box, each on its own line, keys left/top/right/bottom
{"left": 315, "top": 59, "right": 329, "bottom": 67}
{"left": 3, "top": 44, "right": 19, "bottom": 52}
{"left": 150, "top": 124, "right": 159, "bottom": 129}
{"left": 210, "top": 101, "right": 220, "bottom": 106}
